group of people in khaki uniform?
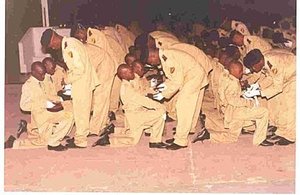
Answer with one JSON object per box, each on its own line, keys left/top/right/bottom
{"left": 4, "top": 15, "right": 296, "bottom": 151}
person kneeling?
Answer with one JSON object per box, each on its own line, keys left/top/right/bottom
{"left": 93, "top": 64, "right": 167, "bottom": 149}
{"left": 193, "top": 61, "right": 273, "bottom": 147}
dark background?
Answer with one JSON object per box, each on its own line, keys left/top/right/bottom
{"left": 5, "top": 0, "right": 296, "bottom": 83}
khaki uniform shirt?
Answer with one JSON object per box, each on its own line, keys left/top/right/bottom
{"left": 158, "top": 49, "right": 207, "bottom": 99}
{"left": 61, "top": 37, "right": 100, "bottom": 96}
{"left": 218, "top": 70, "right": 253, "bottom": 128}
{"left": 232, "top": 20, "right": 251, "bottom": 36}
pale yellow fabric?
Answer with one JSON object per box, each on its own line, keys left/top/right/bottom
{"left": 258, "top": 50, "right": 296, "bottom": 141}
{"left": 168, "top": 42, "right": 213, "bottom": 77}
{"left": 211, "top": 70, "right": 269, "bottom": 145}
{"left": 84, "top": 43, "right": 115, "bottom": 135}
{"left": 62, "top": 37, "right": 100, "bottom": 147}
{"left": 210, "top": 58, "right": 225, "bottom": 111}
{"left": 109, "top": 80, "right": 166, "bottom": 147}
{"left": 51, "top": 65, "right": 67, "bottom": 92}
{"left": 15, "top": 76, "right": 74, "bottom": 149}
{"left": 159, "top": 49, "right": 206, "bottom": 146}
{"left": 115, "top": 24, "right": 136, "bottom": 53}
{"left": 240, "top": 35, "right": 273, "bottom": 59}
{"left": 86, "top": 28, "right": 126, "bottom": 112}
{"left": 231, "top": 20, "right": 251, "bottom": 36}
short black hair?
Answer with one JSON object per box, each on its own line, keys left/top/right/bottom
{"left": 134, "top": 32, "right": 149, "bottom": 48}
{"left": 139, "top": 46, "right": 150, "bottom": 64}
{"left": 218, "top": 37, "right": 231, "bottom": 48}
{"left": 243, "top": 49, "right": 263, "bottom": 69}
{"left": 229, "top": 30, "right": 242, "bottom": 41}
{"left": 31, "top": 61, "right": 44, "bottom": 72}
{"left": 70, "top": 23, "right": 86, "bottom": 37}
{"left": 224, "top": 45, "right": 240, "bottom": 60}
{"left": 208, "top": 30, "right": 219, "bottom": 42}
{"left": 40, "top": 29, "right": 54, "bottom": 48}
{"left": 42, "top": 57, "right": 54, "bottom": 65}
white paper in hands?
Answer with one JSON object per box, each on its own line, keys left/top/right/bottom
{"left": 243, "top": 89, "right": 260, "bottom": 98}
{"left": 249, "top": 83, "right": 260, "bottom": 91}
{"left": 153, "top": 93, "right": 164, "bottom": 101}
{"left": 156, "top": 83, "right": 166, "bottom": 92}
{"left": 63, "top": 84, "right": 72, "bottom": 90}
{"left": 63, "top": 90, "right": 72, "bottom": 96}
{"left": 150, "top": 78, "right": 158, "bottom": 88}
{"left": 46, "top": 101, "right": 55, "bottom": 108}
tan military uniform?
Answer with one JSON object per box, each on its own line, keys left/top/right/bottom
{"left": 149, "top": 31, "right": 179, "bottom": 41}
{"left": 102, "top": 26, "right": 122, "bottom": 45}
{"left": 43, "top": 73, "right": 73, "bottom": 112}
{"left": 51, "top": 65, "right": 67, "bottom": 92}
{"left": 232, "top": 20, "right": 251, "bottom": 36}
{"left": 87, "top": 28, "right": 126, "bottom": 112}
{"left": 159, "top": 49, "right": 206, "bottom": 146}
{"left": 115, "top": 24, "right": 136, "bottom": 53}
{"left": 62, "top": 37, "right": 100, "bottom": 147}
{"left": 109, "top": 80, "right": 166, "bottom": 147}
{"left": 258, "top": 50, "right": 296, "bottom": 142}
{"left": 209, "top": 70, "right": 269, "bottom": 145}
{"left": 150, "top": 31, "right": 180, "bottom": 49}
{"left": 240, "top": 35, "right": 273, "bottom": 59}
{"left": 210, "top": 58, "right": 225, "bottom": 111}
{"left": 165, "top": 43, "right": 210, "bottom": 133}
{"left": 14, "top": 76, "right": 74, "bottom": 149}
{"left": 84, "top": 43, "right": 115, "bottom": 135}
{"left": 44, "top": 74, "right": 62, "bottom": 103}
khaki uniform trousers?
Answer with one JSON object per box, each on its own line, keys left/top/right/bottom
{"left": 173, "top": 71, "right": 203, "bottom": 146}
{"left": 89, "top": 76, "right": 114, "bottom": 135}
{"left": 109, "top": 107, "right": 165, "bottom": 147}
{"left": 210, "top": 106, "right": 269, "bottom": 145}
{"left": 13, "top": 110, "right": 73, "bottom": 149}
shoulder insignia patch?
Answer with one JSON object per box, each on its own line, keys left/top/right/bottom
{"left": 247, "top": 39, "right": 251, "bottom": 44}
{"left": 64, "top": 42, "right": 68, "bottom": 49}
{"left": 68, "top": 51, "right": 73, "bottom": 58}
{"left": 158, "top": 41, "right": 162, "bottom": 46}
{"left": 88, "top": 30, "right": 92, "bottom": 37}
{"left": 267, "top": 61, "right": 273, "bottom": 69}
{"left": 272, "top": 68, "right": 278, "bottom": 74}
{"left": 162, "top": 55, "right": 167, "bottom": 62}
{"left": 170, "top": 67, "right": 175, "bottom": 74}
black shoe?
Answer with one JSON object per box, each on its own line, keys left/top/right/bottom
{"left": 149, "top": 142, "right": 168, "bottom": 149}
{"left": 63, "top": 135, "right": 70, "bottom": 140}
{"left": 200, "top": 113, "right": 206, "bottom": 126}
{"left": 87, "top": 133, "right": 98, "bottom": 137}
{"left": 48, "top": 144, "right": 68, "bottom": 151}
{"left": 241, "top": 128, "right": 254, "bottom": 135}
{"left": 92, "top": 134, "right": 110, "bottom": 147}
{"left": 166, "top": 143, "right": 187, "bottom": 150}
{"left": 17, "top": 119, "right": 27, "bottom": 138}
{"left": 259, "top": 139, "right": 274, "bottom": 146}
{"left": 144, "top": 132, "right": 151, "bottom": 137}
{"left": 173, "top": 131, "right": 195, "bottom": 135}
{"left": 4, "top": 135, "right": 16, "bottom": 149}
{"left": 267, "top": 125, "right": 277, "bottom": 133}
{"left": 108, "top": 111, "right": 116, "bottom": 121}
{"left": 192, "top": 129, "right": 210, "bottom": 143}
{"left": 267, "top": 135, "right": 282, "bottom": 141}
{"left": 66, "top": 139, "right": 86, "bottom": 149}
{"left": 66, "top": 137, "right": 74, "bottom": 143}
{"left": 166, "top": 138, "right": 175, "bottom": 144}
{"left": 275, "top": 137, "right": 294, "bottom": 146}
{"left": 99, "top": 124, "right": 115, "bottom": 137}
{"left": 166, "top": 115, "right": 175, "bottom": 122}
